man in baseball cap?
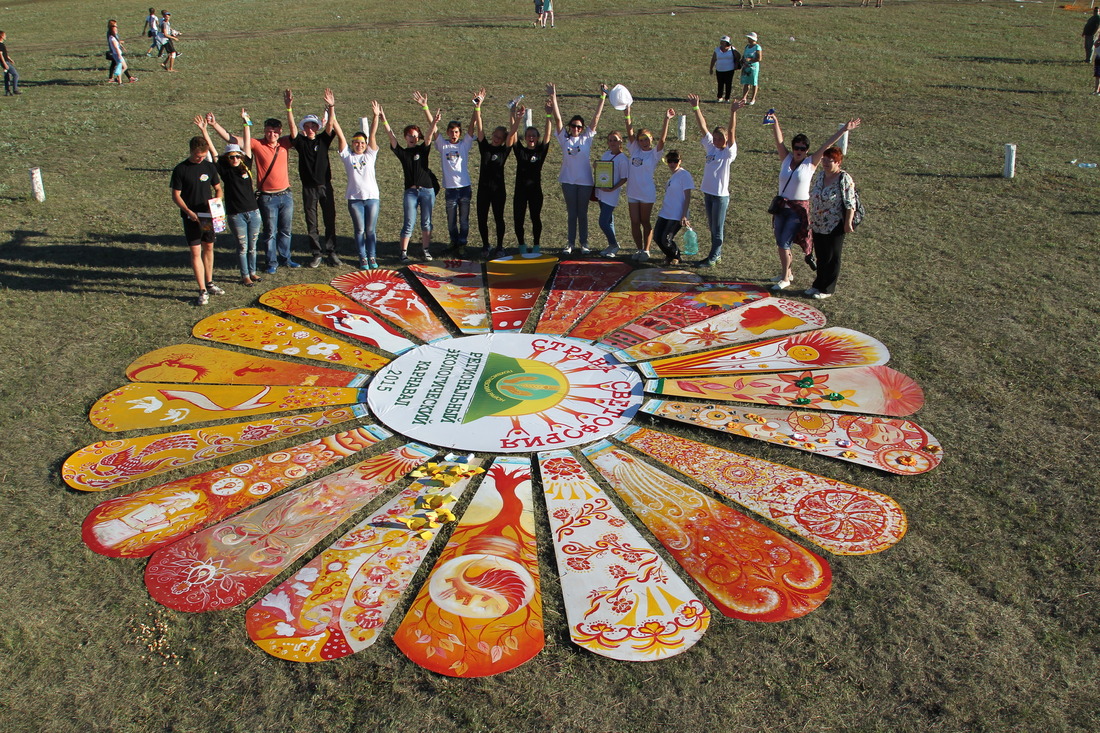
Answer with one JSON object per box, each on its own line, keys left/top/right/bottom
{"left": 287, "top": 88, "right": 342, "bottom": 267}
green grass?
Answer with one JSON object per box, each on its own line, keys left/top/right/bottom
{"left": 2, "top": 0, "right": 1100, "bottom": 731}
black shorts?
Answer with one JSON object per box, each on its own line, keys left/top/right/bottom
{"left": 182, "top": 216, "right": 215, "bottom": 244}
{"left": 163, "top": 39, "right": 176, "bottom": 55}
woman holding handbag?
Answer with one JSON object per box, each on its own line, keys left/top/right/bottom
{"left": 806, "top": 147, "right": 859, "bottom": 299}
{"left": 765, "top": 111, "right": 860, "bottom": 291}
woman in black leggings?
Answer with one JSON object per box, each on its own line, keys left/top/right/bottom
{"left": 474, "top": 98, "right": 521, "bottom": 258}
{"left": 511, "top": 98, "right": 554, "bottom": 255}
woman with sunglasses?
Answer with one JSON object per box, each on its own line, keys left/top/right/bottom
{"left": 335, "top": 101, "right": 382, "bottom": 269}
{"left": 548, "top": 82, "right": 607, "bottom": 255}
{"left": 765, "top": 111, "right": 860, "bottom": 291}
{"left": 198, "top": 109, "right": 262, "bottom": 286}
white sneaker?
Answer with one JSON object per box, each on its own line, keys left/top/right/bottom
{"left": 602, "top": 244, "right": 620, "bottom": 258}
{"left": 194, "top": 290, "right": 209, "bottom": 306}
{"left": 811, "top": 291, "right": 832, "bottom": 299}
{"left": 771, "top": 279, "right": 791, "bottom": 291}
{"left": 562, "top": 246, "right": 574, "bottom": 256}
{"left": 804, "top": 287, "right": 820, "bottom": 297}
{"left": 579, "top": 246, "right": 591, "bottom": 254}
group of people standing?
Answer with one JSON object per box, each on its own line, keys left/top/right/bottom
{"left": 170, "top": 81, "right": 864, "bottom": 305}
{"left": 708, "top": 33, "right": 761, "bottom": 106}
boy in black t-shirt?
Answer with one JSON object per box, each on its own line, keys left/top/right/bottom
{"left": 171, "top": 136, "right": 223, "bottom": 305}
{"left": 0, "top": 30, "right": 19, "bottom": 96}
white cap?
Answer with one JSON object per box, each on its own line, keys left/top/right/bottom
{"left": 720, "top": 35, "right": 732, "bottom": 44}
{"left": 300, "top": 114, "right": 322, "bottom": 130}
{"left": 746, "top": 32, "right": 758, "bottom": 42}
{"left": 223, "top": 143, "right": 243, "bottom": 155}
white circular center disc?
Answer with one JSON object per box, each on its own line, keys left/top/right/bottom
{"left": 366, "top": 334, "right": 642, "bottom": 453}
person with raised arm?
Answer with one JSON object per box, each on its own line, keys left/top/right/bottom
{"left": 335, "top": 101, "right": 382, "bottom": 269}
{"left": 202, "top": 109, "right": 262, "bottom": 286}
{"left": 287, "top": 88, "right": 341, "bottom": 267}
{"left": 512, "top": 99, "right": 554, "bottom": 255}
{"left": 428, "top": 90, "right": 479, "bottom": 255}
{"left": 687, "top": 92, "right": 745, "bottom": 267}
{"left": 622, "top": 103, "right": 673, "bottom": 262}
{"left": 549, "top": 82, "right": 607, "bottom": 255}
{"left": 765, "top": 110, "right": 861, "bottom": 291}
{"left": 383, "top": 92, "right": 441, "bottom": 263}
{"left": 171, "top": 126, "right": 223, "bottom": 305}
{"left": 473, "top": 90, "right": 520, "bottom": 259}
{"left": 245, "top": 90, "right": 298, "bottom": 273}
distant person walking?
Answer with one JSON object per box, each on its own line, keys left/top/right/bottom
{"left": 143, "top": 8, "right": 161, "bottom": 56}
{"left": 1084, "top": 9, "right": 1100, "bottom": 62}
{"left": 740, "top": 33, "right": 762, "bottom": 106}
{"left": 158, "top": 10, "right": 180, "bottom": 72}
{"left": 710, "top": 36, "right": 740, "bottom": 103}
{"left": 0, "top": 30, "right": 20, "bottom": 95}
{"left": 107, "top": 21, "right": 137, "bottom": 84}
{"left": 543, "top": 0, "right": 555, "bottom": 28}
{"left": 170, "top": 134, "right": 224, "bottom": 305}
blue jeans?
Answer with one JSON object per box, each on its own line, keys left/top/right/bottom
{"left": 703, "top": 193, "right": 729, "bottom": 260}
{"left": 561, "top": 183, "right": 592, "bottom": 247}
{"left": 598, "top": 201, "right": 618, "bottom": 247}
{"left": 258, "top": 191, "right": 294, "bottom": 266}
{"left": 228, "top": 209, "right": 261, "bottom": 277}
{"left": 444, "top": 186, "right": 471, "bottom": 246}
{"left": 348, "top": 198, "right": 380, "bottom": 260}
{"left": 773, "top": 205, "right": 800, "bottom": 251}
{"left": 401, "top": 187, "right": 435, "bottom": 238}
{"left": 3, "top": 63, "right": 17, "bottom": 94}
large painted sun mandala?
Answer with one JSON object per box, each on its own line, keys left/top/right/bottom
{"left": 67, "top": 257, "right": 943, "bottom": 677}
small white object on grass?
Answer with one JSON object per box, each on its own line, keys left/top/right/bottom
{"left": 524, "top": 107, "right": 533, "bottom": 129}
{"left": 29, "top": 167, "right": 45, "bottom": 202}
{"left": 360, "top": 116, "right": 370, "bottom": 134}
{"left": 678, "top": 115, "right": 686, "bottom": 141}
{"left": 1004, "top": 143, "right": 1016, "bottom": 178}
{"left": 790, "top": 36, "right": 796, "bottom": 41}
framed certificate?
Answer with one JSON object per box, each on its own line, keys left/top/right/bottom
{"left": 595, "top": 160, "right": 615, "bottom": 188}
{"left": 207, "top": 197, "right": 228, "bottom": 234}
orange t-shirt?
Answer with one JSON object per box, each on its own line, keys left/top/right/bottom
{"left": 251, "top": 136, "right": 292, "bottom": 192}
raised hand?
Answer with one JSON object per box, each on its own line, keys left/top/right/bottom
{"left": 474, "top": 87, "right": 486, "bottom": 106}
{"left": 205, "top": 112, "right": 217, "bottom": 125}
{"left": 283, "top": 88, "right": 293, "bottom": 108}
{"left": 412, "top": 90, "right": 428, "bottom": 107}
{"left": 370, "top": 100, "right": 382, "bottom": 116}
{"left": 666, "top": 108, "right": 676, "bottom": 119}
{"left": 546, "top": 82, "right": 557, "bottom": 97}
{"left": 842, "top": 118, "right": 862, "bottom": 132}
{"left": 193, "top": 114, "right": 206, "bottom": 130}
{"left": 687, "top": 93, "right": 701, "bottom": 107}
{"left": 323, "top": 88, "right": 335, "bottom": 108}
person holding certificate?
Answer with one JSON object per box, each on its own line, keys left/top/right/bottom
{"left": 623, "top": 104, "right": 674, "bottom": 262}
{"left": 593, "top": 131, "right": 629, "bottom": 257}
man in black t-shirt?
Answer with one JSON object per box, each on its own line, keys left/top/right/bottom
{"left": 0, "top": 30, "right": 19, "bottom": 96}
{"left": 1084, "top": 9, "right": 1100, "bottom": 62}
{"left": 171, "top": 136, "right": 224, "bottom": 306}
{"left": 288, "top": 88, "right": 340, "bottom": 267}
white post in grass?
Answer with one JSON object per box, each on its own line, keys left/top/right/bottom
{"left": 524, "top": 108, "right": 533, "bottom": 129}
{"left": 1004, "top": 143, "right": 1017, "bottom": 178}
{"left": 360, "top": 117, "right": 370, "bottom": 135}
{"left": 836, "top": 124, "right": 849, "bottom": 155}
{"left": 29, "top": 167, "right": 45, "bottom": 202}
{"left": 678, "top": 115, "right": 686, "bottom": 141}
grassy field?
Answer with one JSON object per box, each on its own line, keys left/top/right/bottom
{"left": 1, "top": 0, "right": 1099, "bottom": 731}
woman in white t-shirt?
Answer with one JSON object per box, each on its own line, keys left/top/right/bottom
{"left": 593, "top": 130, "right": 629, "bottom": 257}
{"left": 687, "top": 93, "right": 744, "bottom": 267}
{"left": 623, "top": 104, "right": 674, "bottom": 262}
{"left": 549, "top": 82, "right": 607, "bottom": 255}
{"left": 653, "top": 150, "right": 695, "bottom": 266}
{"left": 335, "top": 101, "right": 381, "bottom": 269}
{"left": 709, "top": 36, "right": 739, "bottom": 103}
{"left": 766, "top": 111, "right": 861, "bottom": 290}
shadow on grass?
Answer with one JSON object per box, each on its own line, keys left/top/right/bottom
{"left": 0, "top": 229, "right": 231, "bottom": 299}
{"left": 901, "top": 172, "right": 1003, "bottom": 180}
{"left": 22, "top": 78, "right": 106, "bottom": 88}
{"left": 929, "top": 84, "right": 1065, "bottom": 96}
{"left": 936, "top": 55, "right": 1080, "bottom": 66}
